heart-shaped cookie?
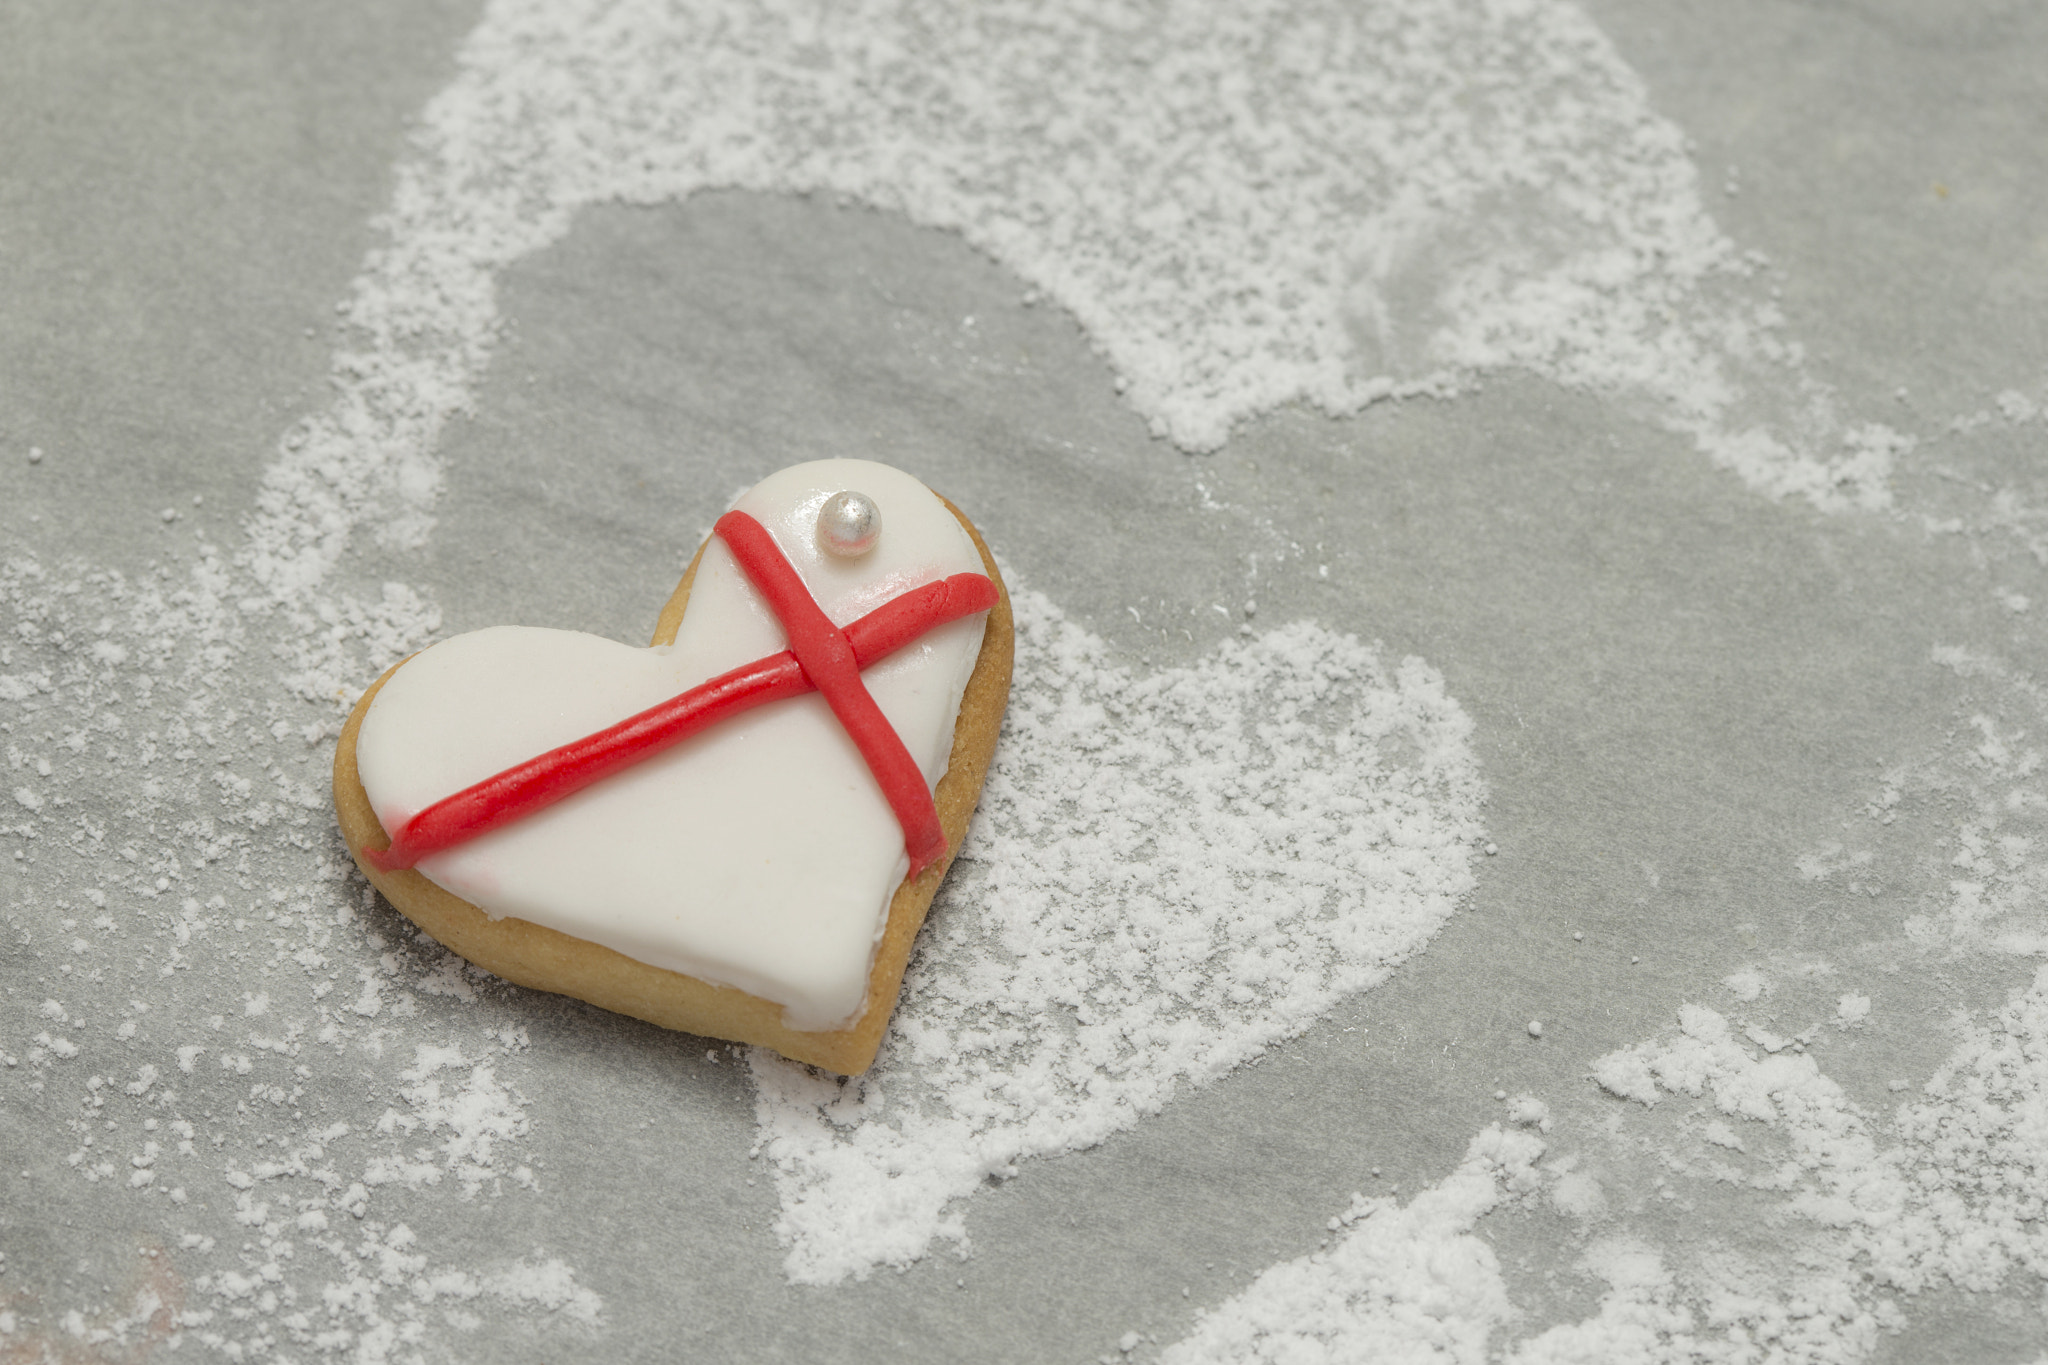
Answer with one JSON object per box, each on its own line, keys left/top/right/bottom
{"left": 331, "top": 459, "right": 1012, "bottom": 1073}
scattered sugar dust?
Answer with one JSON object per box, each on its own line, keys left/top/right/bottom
{"left": 1161, "top": 1123, "right": 1544, "bottom": 1364}
{"left": 751, "top": 587, "right": 1485, "bottom": 1282}
{"left": 1158, "top": 982, "right": 2048, "bottom": 1363}
{"left": 0, "top": 554, "right": 604, "bottom": 1360}
{"left": 1152, "top": 637, "right": 2048, "bottom": 1364}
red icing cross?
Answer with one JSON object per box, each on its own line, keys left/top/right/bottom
{"left": 364, "top": 509, "right": 995, "bottom": 879}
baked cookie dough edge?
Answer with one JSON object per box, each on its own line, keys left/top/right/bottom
{"left": 330, "top": 492, "right": 1013, "bottom": 1075}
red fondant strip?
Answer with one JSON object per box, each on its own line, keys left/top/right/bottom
{"left": 712, "top": 510, "right": 953, "bottom": 876}
{"left": 845, "top": 573, "right": 998, "bottom": 665}
{"left": 362, "top": 652, "right": 809, "bottom": 874}
{"left": 365, "top": 517, "right": 994, "bottom": 878}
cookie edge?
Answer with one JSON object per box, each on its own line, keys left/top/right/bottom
{"left": 330, "top": 492, "right": 1013, "bottom": 1075}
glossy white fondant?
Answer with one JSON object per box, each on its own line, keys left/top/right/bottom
{"left": 354, "top": 460, "right": 988, "bottom": 1030}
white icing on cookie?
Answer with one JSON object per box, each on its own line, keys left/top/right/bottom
{"left": 354, "top": 459, "right": 988, "bottom": 1030}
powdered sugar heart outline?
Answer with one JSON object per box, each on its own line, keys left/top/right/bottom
{"left": 250, "top": 0, "right": 1893, "bottom": 607}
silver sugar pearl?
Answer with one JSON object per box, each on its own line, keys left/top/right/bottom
{"left": 816, "top": 490, "right": 881, "bottom": 557}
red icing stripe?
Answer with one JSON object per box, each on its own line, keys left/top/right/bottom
{"left": 711, "top": 510, "right": 954, "bottom": 877}
{"left": 365, "top": 513, "right": 994, "bottom": 879}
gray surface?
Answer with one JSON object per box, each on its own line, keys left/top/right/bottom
{"left": 3, "top": 1, "right": 2047, "bottom": 1361}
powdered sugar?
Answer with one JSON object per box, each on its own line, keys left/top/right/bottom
{"left": 0, "top": 550, "right": 597, "bottom": 1356}
{"left": 1162, "top": 1125, "right": 1543, "bottom": 1364}
{"left": 1165, "top": 972, "right": 2048, "bottom": 1364}
{"left": 1563, "top": 978, "right": 2048, "bottom": 1356}
{"left": 1164, "top": 646, "right": 2048, "bottom": 1363}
